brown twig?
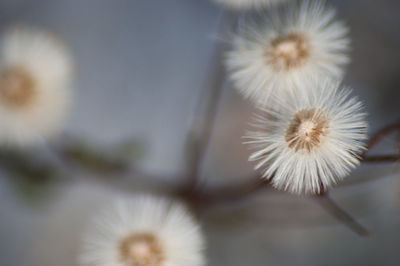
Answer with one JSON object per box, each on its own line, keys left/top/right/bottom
{"left": 181, "top": 178, "right": 369, "bottom": 237}
{"left": 362, "top": 154, "right": 400, "bottom": 163}
{"left": 314, "top": 193, "right": 370, "bottom": 236}
{"left": 184, "top": 12, "right": 234, "bottom": 188}
{"left": 360, "top": 119, "right": 400, "bottom": 163}
{"left": 363, "top": 119, "right": 400, "bottom": 156}
{"left": 180, "top": 178, "right": 270, "bottom": 208}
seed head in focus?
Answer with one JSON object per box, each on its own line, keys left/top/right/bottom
{"left": 245, "top": 79, "right": 367, "bottom": 194}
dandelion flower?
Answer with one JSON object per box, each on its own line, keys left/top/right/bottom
{"left": 80, "top": 196, "right": 205, "bottom": 266}
{"left": 246, "top": 80, "right": 367, "bottom": 194}
{"left": 212, "top": 0, "right": 288, "bottom": 11}
{"left": 226, "top": 0, "right": 349, "bottom": 106}
{"left": 0, "top": 26, "right": 73, "bottom": 145}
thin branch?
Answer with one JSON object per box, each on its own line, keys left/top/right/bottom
{"left": 184, "top": 12, "right": 234, "bottom": 187}
{"left": 362, "top": 154, "right": 400, "bottom": 163}
{"left": 314, "top": 193, "right": 369, "bottom": 236}
{"left": 396, "top": 131, "right": 400, "bottom": 154}
{"left": 184, "top": 178, "right": 271, "bottom": 207}
{"left": 338, "top": 173, "right": 393, "bottom": 187}
{"left": 183, "top": 179, "right": 370, "bottom": 237}
{"left": 363, "top": 119, "right": 400, "bottom": 156}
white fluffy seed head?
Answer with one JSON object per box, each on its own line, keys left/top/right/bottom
{"left": 226, "top": 0, "right": 350, "bottom": 106}
{"left": 212, "top": 0, "right": 288, "bottom": 11}
{"left": 79, "top": 195, "right": 206, "bottom": 266}
{"left": 245, "top": 79, "right": 368, "bottom": 194}
{"left": 0, "top": 26, "right": 74, "bottom": 146}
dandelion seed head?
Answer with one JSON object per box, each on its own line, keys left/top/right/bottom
{"left": 246, "top": 79, "right": 367, "bottom": 194}
{"left": 80, "top": 196, "right": 205, "bottom": 266}
{"left": 0, "top": 26, "right": 74, "bottom": 145}
{"left": 226, "top": 0, "right": 350, "bottom": 106}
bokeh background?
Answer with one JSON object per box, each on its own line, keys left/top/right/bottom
{"left": 1, "top": 0, "right": 400, "bottom": 265}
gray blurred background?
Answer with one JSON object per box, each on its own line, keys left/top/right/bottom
{"left": 1, "top": 0, "right": 400, "bottom": 265}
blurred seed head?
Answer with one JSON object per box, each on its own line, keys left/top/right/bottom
{"left": 226, "top": 0, "right": 350, "bottom": 106}
{"left": 80, "top": 195, "right": 206, "bottom": 266}
{"left": 0, "top": 25, "right": 74, "bottom": 146}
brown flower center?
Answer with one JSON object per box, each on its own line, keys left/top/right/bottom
{"left": 265, "top": 33, "right": 310, "bottom": 71}
{"left": 285, "top": 108, "right": 329, "bottom": 152}
{"left": 119, "top": 232, "right": 164, "bottom": 266}
{"left": 0, "top": 66, "right": 36, "bottom": 108}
